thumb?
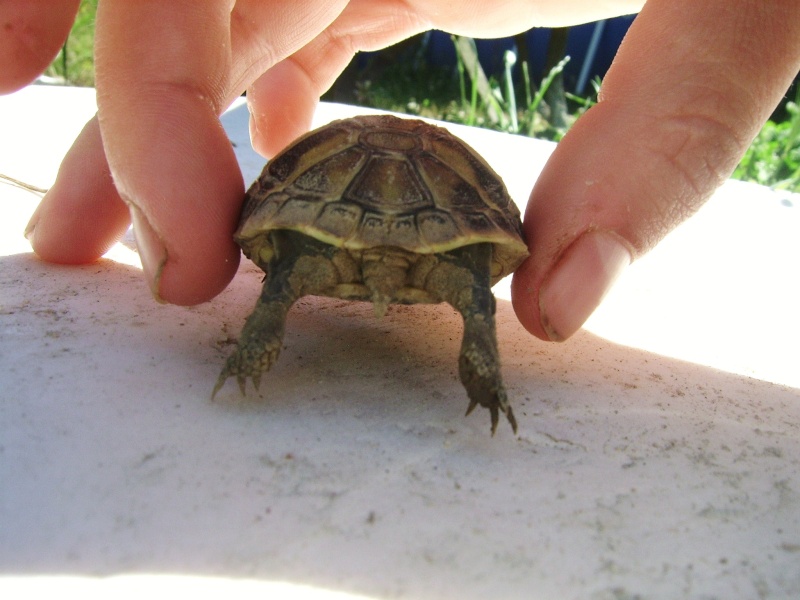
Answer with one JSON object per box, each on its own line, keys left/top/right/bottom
{"left": 512, "top": 0, "right": 800, "bottom": 341}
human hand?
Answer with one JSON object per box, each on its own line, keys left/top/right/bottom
{"left": 3, "top": 1, "right": 799, "bottom": 342}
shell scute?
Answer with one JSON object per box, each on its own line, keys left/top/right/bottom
{"left": 315, "top": 201, "right": 363, "bottom": 242}
{"left": 347, "top": 157, "right": 431, "bottom": 212}
{"left": 293, "top": 147, "right": 365, "bottom": 195}
{"left": 416, "top": 209, "right": 461, "bottom": 248}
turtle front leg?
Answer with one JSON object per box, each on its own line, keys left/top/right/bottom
{"left": 426, "top": 243, "right": 517, "bottom": 435}
{"left": 213, "top": 288, "right": 294, "bottom": 397}
{"left": 214, "top": 230, "right": 343, "bottom": 398}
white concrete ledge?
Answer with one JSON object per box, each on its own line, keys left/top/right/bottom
{"left": 1, "top": 86, "right": 799, "bottom": 599}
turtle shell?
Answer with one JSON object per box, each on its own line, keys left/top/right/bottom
{"left": 236, "top": 114, "right": 528, "bottom": 282}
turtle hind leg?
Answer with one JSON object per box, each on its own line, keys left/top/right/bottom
{"left": 214, "top": 230, "right": 342, "bottom": 398}
{"left": 426, "top": 242, "right": 517, "bottom": 435}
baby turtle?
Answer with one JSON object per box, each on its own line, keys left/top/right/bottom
{"left": 215, "top": 114, "right": 529, "bottom": 434}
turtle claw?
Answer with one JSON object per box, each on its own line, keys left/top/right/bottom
{"left": 211, "top": 373, "right": 227, "bottom": 400}
{"left": 489, "top": 406, "right": 499, "bottom": 436}
{"left": 208, "top": 366, "right": 242, "bottom": 400}
{"left": 213, "top": 328, "right": 283, "bottom": 399}
{"left": 210, "top": 370, "right": 260, "bottom": 399}
{"left": 497, "top": 404, "right": 518, "bottom": 436}
{"left": 213, "top": 347, "right": 277, "bottom": 399}
{"left": 211, "top": 367, "right": 263, "bottom": 399}
{"left": 481, "top": 397, "right": 517, "bottom": 436}
{"left": 465, "top": 392, "right": 517, "bottom": 436}
{"left": 464, "top": 397, "right": 479, "bottom": 417}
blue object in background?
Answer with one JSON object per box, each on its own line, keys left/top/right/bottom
{"left": 424, "top": 16, "right": 635, "bottom": 94}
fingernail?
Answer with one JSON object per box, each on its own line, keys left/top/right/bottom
{"left": 24, "top": 204, "right": 42, "bottom": 241}
{"left": 24, "top": 218, "right": 37, "bottom": 242}
{"left": 130, "top": 204, "right": 168, "bottom": 303}
{"left": 539, "top": 229, "right": 631, "bottom": 341}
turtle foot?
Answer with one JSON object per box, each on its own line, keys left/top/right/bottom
{"left": 464, "top": 384, "right": 518, "bottom": 436}
{"left": 458, "top": 325, "right": 517, "bottom": 435}
{"left": 212, "top": 334, "right": 281, "bottom": 399}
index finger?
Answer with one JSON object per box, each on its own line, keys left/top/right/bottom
{"left": 94, "top": 0, "right": 348, "bottom": 305}
{"left": 0, "top": 0, "right": 80, "bottom": 94}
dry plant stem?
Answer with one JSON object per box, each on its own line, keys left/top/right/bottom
{"left": 0, "top": 173, "right": 48, "bottom": 195}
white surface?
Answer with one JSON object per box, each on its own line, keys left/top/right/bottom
{"left": 1, "top": 86, "right": 799, "bottom": 599}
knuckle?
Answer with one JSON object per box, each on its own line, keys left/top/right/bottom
{"left": 646, "top": 110, "right": 745, "bottom": 202}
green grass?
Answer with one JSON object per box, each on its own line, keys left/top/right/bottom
{"left": 351, "top": 38, "right": 592, "bottom": 143}
{"left": 733, "top": 85, "right": 800, "bottom": 192}
{"left": 45, "top": 1, "right": 800, "bottom": 192}
{"left": 44, "top": 0, "right": 97, "bottom": 87}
